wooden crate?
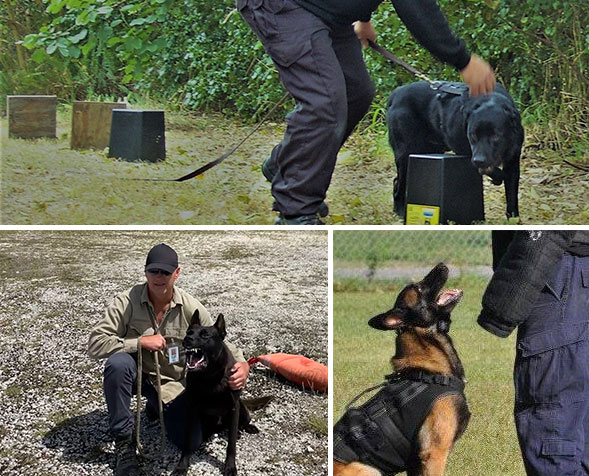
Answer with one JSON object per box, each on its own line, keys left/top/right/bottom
{"left": 7, "top": 95, "right": 57, "bottom": 139}
{"left": 71, "top": 101, "right": 127, "bottom": 150}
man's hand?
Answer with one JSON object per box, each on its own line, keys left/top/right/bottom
{"left": 460, "top": 55, "right": 496, "bottom": 96}
{"left": 228, "top": 361, "right": 250, "bottom": 390}
{"left": 139, "top": 334, "right": 167, "bottom": 352}
{"left": 354, "top": 21, "right": 376, "bottom": 48}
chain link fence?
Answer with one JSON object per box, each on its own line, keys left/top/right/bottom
{"left": 334, "top": 230, "right": 493, "bottom": 282}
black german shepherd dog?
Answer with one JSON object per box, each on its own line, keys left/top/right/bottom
{"left": 173, "top": 310, "right": 260, "bottom": 476}
{"left": 333, "top": 263, "right": 470, "bottom": 476}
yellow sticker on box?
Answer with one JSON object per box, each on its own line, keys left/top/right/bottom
{"left": 406, "top": 204, "right": 440, "bottom": 225}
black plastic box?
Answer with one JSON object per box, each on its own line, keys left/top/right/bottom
{"left": 404, "top": 154, "right": 484, "bottom": 225}
{"left": 108, "top": 110, "right": 165, "bottom": 162}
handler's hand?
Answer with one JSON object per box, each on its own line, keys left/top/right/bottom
{"left": 460, "top": 55, "right": 496, "bottom": 96}
{"left": 354, "top": 21, "right": 376, "bottom": 48}
{"left": 229, "top": 361, "right": 250, "bottom": 390}
{"left": 140, "top": 334, "right": 167, "bottom": 352}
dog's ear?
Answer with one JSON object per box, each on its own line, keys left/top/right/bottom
{"left": 214, "top": 313, "right": 227, "bottom": 339}
{"left": 368, "top": 309, "right": 404, "bottom": 331}
{"left": 190, "top": 309, "right": 201, "bottom": 327}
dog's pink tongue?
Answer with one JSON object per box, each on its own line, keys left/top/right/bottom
{"left": 437, "top": 289, "right": 462, "bottom": 306}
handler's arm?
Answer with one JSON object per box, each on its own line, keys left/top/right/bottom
{"left": 478, "top": 231, "right": 576, "bottom": 337}
{"left": 88, "top": 293, "right": 137, "bottom": 359}
{"left": 390, "top": 0, "right": 495, "bottom": 94}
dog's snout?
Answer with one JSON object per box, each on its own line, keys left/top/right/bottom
{"left": 471, "top": 155, "right": 486, "bottom": 167}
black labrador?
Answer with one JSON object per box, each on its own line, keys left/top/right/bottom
{"left": 387, "top": 81, "right": 524, "bottom": 219}
{"left": 173, "top": 310, "right": 260, "bottom": 476}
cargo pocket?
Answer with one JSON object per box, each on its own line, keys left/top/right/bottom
{"left": 266, "top": 37, "right": 312, "bottom": 68}
{"left": 541, "top": 439, "right": 577, "bottom": 471}
{"left": 515, "top": 323, "right": 588, "bottom": 403}
{"left": 542, "top": 439, "right": 577, "bottom": 457}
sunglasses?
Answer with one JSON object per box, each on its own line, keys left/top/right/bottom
{"left": 146, "top": 269, "right": 172, "bottom": 276}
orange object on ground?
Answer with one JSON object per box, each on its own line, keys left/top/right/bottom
{"left": 248, "top": 353, "right": 328, "bottom": 393}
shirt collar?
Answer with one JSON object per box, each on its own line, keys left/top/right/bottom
{"left": 140, "top": 283, "right": 182, "bottom": 309}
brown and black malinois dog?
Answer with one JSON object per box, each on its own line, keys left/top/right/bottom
{"left": 173, "top": 310, "right": 266, "bottom": 476}
{"left": 333, "top": 263, "right": 470, "bottom": 476}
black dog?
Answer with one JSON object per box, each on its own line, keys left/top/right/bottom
{"left": 333, "top": 263, "right": 470, "bottom": 476}
{"left": 387, "top": 81, "right": 524, "bottom": 219}
{"left": 173, "top": 311, "right": 260, "bottom": 476}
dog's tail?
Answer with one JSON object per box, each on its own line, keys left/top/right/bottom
{"left": 243, "top": 395, "right": 274, "bottom": 411}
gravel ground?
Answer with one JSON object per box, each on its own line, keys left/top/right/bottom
{"left": 0, "top": 230, "right": 328, "bottom": 476}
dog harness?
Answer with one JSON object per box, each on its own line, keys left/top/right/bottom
{"left": 333, "top": 371, "right": 466, "bottom": 474}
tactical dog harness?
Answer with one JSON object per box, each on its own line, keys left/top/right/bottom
{"left": 333, "top": 371, "right": 466, "bottom": 474}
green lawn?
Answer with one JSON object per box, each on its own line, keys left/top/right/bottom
{"left": 334, "top": 275, "right": 525, "bottom": 476}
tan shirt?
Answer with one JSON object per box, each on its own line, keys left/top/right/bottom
{"left": 88, "top": 283, "right": 245, "bottom": 402}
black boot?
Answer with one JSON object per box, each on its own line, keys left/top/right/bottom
{"left": 262, "top": 156, "right": 329, "bottom": 217}
{"left": 114, "top": 434, "right": 140, "bottom": 476}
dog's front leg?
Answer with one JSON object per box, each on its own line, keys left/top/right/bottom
{"left": 503, "top": 160, "right": 520, "bottom": 219}
{"left": 172, "top": 408, "right": 198, "bottom": 476}
{"left": 224, "top": 393, "right": 241, "bottom": 476}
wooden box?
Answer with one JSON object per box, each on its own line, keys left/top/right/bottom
{"left": 7, "top": 95, "right": 57, "bottom": 139}
{"left": 71, "top": 101, "right": 127, "bottom": 150}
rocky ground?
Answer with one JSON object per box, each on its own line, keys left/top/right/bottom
{"left": 0, "top": 230, "right": 328, "bottom": 476}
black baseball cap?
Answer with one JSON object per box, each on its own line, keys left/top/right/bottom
{"left": 145, "top": 243, "right": 178, "bottom": 274}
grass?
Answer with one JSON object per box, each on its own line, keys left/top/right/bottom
{"left": 1, "top": 103, "right": 587, "bottom": 224}
{"left": 334, "top": 274, "right": 524, "bottom": 476}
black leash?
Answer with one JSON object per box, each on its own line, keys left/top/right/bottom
{"left": 128, "top": 91, "right": 290, "bottom": 182}
{"left": 368, "top": 40, "right": 435, "bottom": 84}
{"left": 368, "top": 41, "right": 468, "bottom": 96}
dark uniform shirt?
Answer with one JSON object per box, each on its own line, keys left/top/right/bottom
{"left": 292, "top": 0, "right": 471, "bottom": 70}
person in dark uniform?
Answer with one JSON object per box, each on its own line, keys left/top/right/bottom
{"left": 479, "top": 230, "right": 589, "bottom": 475}
{"left": 236, "top": 0, "right": 496, "bottom": 224}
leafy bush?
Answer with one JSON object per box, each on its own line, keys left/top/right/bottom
{"left": 4, "top": 0, "right": 588, "bottom": 128}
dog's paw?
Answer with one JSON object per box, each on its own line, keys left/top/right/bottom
{"left": 172, "top": 463, "right": 189, "bottom": 476}
{"left": 223, "top": 464, "right": 238, "bottom": 476}
{"left": 243, "top": 423, "right": 259, "bottom": 434}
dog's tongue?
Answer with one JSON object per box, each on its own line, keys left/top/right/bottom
{"left": 437, "top": 289, "right": 462, "bottom": 306}
{"left": 187, "top": 350, "right": 206, "bottom": 370}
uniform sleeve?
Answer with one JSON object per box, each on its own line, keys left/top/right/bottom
{"left": 88, "top": 293, "right": 135, "bottom": 359}
{"left": 390, "top": 0, "right": 471, "bottom": 70}
{"left": 477, "top": 231, "right": 576, "bottom": 337}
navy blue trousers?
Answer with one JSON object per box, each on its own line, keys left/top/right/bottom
{"left": 237, "top": 0, "right": 374, "bottom": 217}
{"left": 103, "top": 352, "right": 201, "bottom": 450}
{"left": 515, "top": 254, "right": 589, "bottom": 475}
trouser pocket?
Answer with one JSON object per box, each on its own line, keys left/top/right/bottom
{"left": 515, "top": 322, "right": 589, "bottom": 404}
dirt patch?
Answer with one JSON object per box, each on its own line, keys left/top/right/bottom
{"left": 0, "top": 230, "right": 328, "bottom": 476}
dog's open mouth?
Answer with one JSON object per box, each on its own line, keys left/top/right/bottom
{"left": 437, "top": 289, "right": 463, "bottom": 306}
{"left": 185, "top": 348, "right": 207, "bottom": 371}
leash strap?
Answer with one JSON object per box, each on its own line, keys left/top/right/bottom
{"left": 345, "top": 381, "right": 387, "bottom": 410}
{"left": 368, "top": 41, "right": 468, "bottom": 97}
{"left": 129, "top": 91, "right": 290, "bottom": 182}
{"left": 135, "top": 336, "right": 167, "bottom": 457}
{"left": 368, "top": 41, "right": 434, "bottom": 84}
{"left": 136, "top": 337, "right": 144, "bottom": 455}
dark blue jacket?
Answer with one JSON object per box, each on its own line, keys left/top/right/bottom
{"left": 292, "top": 0, "right": 471, "bottom": 70}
